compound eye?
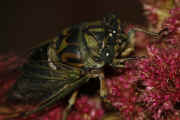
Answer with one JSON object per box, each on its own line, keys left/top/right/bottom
{"left": 109, "top": 33, "right": 113, "bottom": 37}
{"left": 109, "top": 30, "right": 117, "bottom": 37}
{"left": 106, "top": 52, "right": 110, "bottom": 56}
{"left": 112, "top": 30, "right": 116, "bottom": 34}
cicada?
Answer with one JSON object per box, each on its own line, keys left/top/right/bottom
{"left": 0, "top": 13, "right": 162, "bottom": 120}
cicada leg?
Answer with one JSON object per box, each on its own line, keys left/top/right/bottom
{"left": 133, "top": 27, "right": 160, "bottom": 38}
{"left": 87, "top": 70, "right": 111, "bottom": 105}
{"left": 121, "top": 29, "right": 135, "bottom": 57}
{"left": 99, "top": 73, "right": 108, "bottom": 98}
{"left": 111, "top": 56, "right": 146, "bottom": 68}
{"left": 133, "top": 27, "right": 169, "bottom": 40}
{"left": 0, "top": 106, "right": 22, "bottom": 120}
{"left": 62, "top": 91, "right": 78, "bottom": 120}
{"left": 112, "top": 28, "right": 147, "bottom": 68}
{"left": 111, "top": 58, "right": 130, "bottom": 68}
{"left": 96, "top": 71, "right": 118, "bottom": 111}
{"left": 87, "top": 70, "right": 107, "bottom": 98}
{"left": 122, "top": 27, "right": 168, "bottom": 57}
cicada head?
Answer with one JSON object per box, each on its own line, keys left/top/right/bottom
{"left": 101, "top": 13, "right": 129, "bottom": 63}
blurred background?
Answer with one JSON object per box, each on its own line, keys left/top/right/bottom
{"left": 3, "top": 0, "right": 146, "bottom": 54}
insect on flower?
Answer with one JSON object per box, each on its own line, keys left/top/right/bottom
{"left": 0, "top": 13, "right": 164, "bottom": 120}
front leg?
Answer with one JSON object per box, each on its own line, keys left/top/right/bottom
{"left": 120, "top": 27, "right": 166, "bottom": 57}
{"left": 111, "top": 58, "right": 127, "bottom": 68}
{"left": 87, "top": 70, "right": 108, "bottom": 101}
{"left": 111, "top": 56, "right": 145, "bottom": 68}
{"left": 121, "top": 29, "right": 135, "bottom": 57}
{"left": 99, "top": 73, "right": 107, "bottom": 98}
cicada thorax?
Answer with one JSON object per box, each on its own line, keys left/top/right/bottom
{"left": 54, "top": 25, "right": 87, "bottom": 68}
{"left": 53, "top": 21, "right": 109, "bottom": 69}
{"left": 53, "top": 18, "right": 130, "bottom": 70}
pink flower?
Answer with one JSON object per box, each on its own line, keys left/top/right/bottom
{"left": 68, "top": 96, "right": 104, "bottom": 120}
{"left": 136, "top": 45, "right": 180, "bottom": 120}
{"left": 0, "top": 54, "right": 23, "bottom": 103}
{"left": 162, "top": 8, "right": 180, "bottom": 45}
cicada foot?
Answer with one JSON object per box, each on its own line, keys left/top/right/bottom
{"left": 0, "top": 113, "right": 20, "bottom": 120}
{"left": 101, "top": 112, "right": 123, "bottom": 120}
{"left": 133, "top": 27, "right": 160, "bottom": 39}
{"left": 98, "top": 73, "right": 118, "bottom": 113}
{"left": 100, "top": 96, "right": 118, "bottom": 114}
{"left": 0, "top": 104, "right": 28, "bottom": 120}
{"left": 62, "top": 91, "right": 78, "bottom": 120}
{"left": 133, "top": 27, "right": 169, "bottom": 43}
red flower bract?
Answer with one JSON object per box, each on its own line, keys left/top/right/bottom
{"left": 68, "top": 96, "right": 104, "bottom": 120}
{"left": 162, "top": 7, "right": 180, "bottom": 45}
{"left": 106, "top": 44, "right": 180, "bottom": 119}
{"left": 0, "top": 54, "right": 23, "bottom": 103}
{"left": 137, "top": 45, "right": 180, "bottom": 120}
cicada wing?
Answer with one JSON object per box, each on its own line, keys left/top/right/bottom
{"left": 7, "top": 61, "right": 82, "bottom": 103}
{"left": 0, "top": 57, "right": 87, "bottom": 120}
{"left": 0, "top": 54, "right": 28, "bottom": 120}
{"left": 24, "top": 75, "right": 89, "bottom": 118}
{"left": 0, "top": 52, "right": 26, "bottom": 102}
{"left": 0, "top": 36, "right": 88, "bottom": 119}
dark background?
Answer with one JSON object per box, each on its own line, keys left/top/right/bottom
{"left": 3, "top": 0, "right": 146, "bottom": 54}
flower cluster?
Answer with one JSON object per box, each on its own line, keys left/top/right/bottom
{"left": 1, "top": 1, "right": 180, "bottom": 120}
{"left": 67, "top": 96, "right": 104, "bottom": 120}
{"left": 105, "top": 2, "right": 180, "bottom": 119}
{"left": 139, "top": 0, "right": 174, "bottom": 31}
{"left": 106, "top": 38, "right": 180, "bottom": 120}
{"left": 106, "top": 66, "right": 143, "bottom": 120}
{"left": 0, "top": 54, "right": 22, "bottom": 103}
{"left": 162, "top": 7, "right": 180, "bottom": 45}
{"left": 136, "top": 45, "right": 180, "bottom": 120}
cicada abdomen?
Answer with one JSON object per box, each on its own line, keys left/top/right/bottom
{"left": 0, "top": 37, "right": 86, "bottom": 120}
